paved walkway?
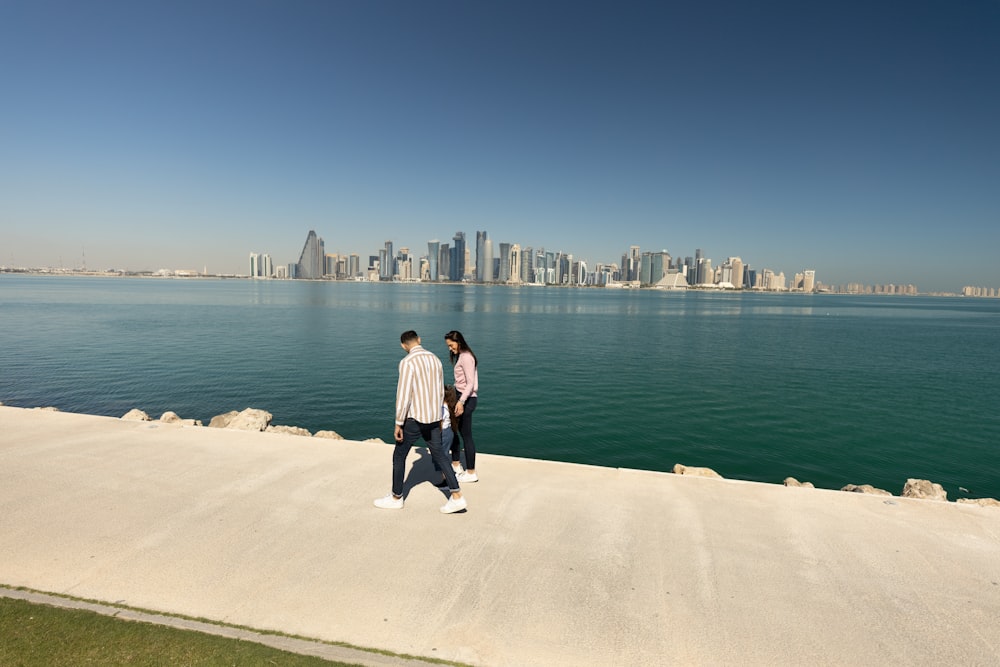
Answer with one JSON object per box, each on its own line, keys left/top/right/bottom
{"left": 2, "top": 406, "right": 999, "bottom": 665}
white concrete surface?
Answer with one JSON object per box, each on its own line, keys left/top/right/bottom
{"left": 1, "top": 406, "right": 999, "bottom": 665}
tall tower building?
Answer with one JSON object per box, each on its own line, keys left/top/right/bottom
{"left": 427, "top": 240, "right": 440, "bottom": 281}
{"left": 295, "top": 230, "right": 325, "bottom": 279}
{"left": 802, "top": 270, "right": 816, "bottom": 293}
{"left": 382, "top": 241, "right": 394, "bottom": 280}
{"left": 628, "top": 245, "right": 641, "bottom": 282}
{"left": 498, "top": 242, "right": 511, "bottom": 282}
{"left": 484, "top": 238, "right": 495, "bottom": 282}
{"left": 731, "top": 257, "right": 744, "bottom": 288}
{"left": 520, "top": 246, "right": 533, "bottom": 283}
{"left": 475, "top": 231, "right": 488, "bottom": 282}
{"left": 439, "top": 243, "right": 450, "bottom": 281}
{"left": 249, "top": 252, "right": 261, "bottom": 278}
{"left": 450, "top": 232, "right": 466, "bottom": 281}
{"left": 508, "top": 244, "right": 521, "bottom": 284}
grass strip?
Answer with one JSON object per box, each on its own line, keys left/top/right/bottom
{"left": 0, "top": 596, "right": 359, "bottom": 666}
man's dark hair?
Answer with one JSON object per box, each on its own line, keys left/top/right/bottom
{"left": 400, "top": 330, "right": 419, "bottom": 344}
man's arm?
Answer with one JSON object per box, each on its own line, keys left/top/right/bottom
{"left": 395, "top": 358, "right": 412, "bottom": 426}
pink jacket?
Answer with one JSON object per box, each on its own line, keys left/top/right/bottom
{"left": 454, "top": 351, "right": 479, "bottom": 403}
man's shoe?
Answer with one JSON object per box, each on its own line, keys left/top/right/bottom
{"left": 440, "top": 496, "right": 467, "bottom": 514}
{"left": 374, "top": 493, "right": 404, "bottom": 509}
{"left": 457, "top": 470, "right": 478, "bottom": 483}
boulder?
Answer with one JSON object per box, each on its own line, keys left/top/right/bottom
{"left": 956, "top": 498, "right": 1000, "bottom": 508}
{"left": 210, "top": 408, "right": 272, "bottom": 432}
{"left": 266, "top": 425, "right": 311, "bottom": 436}
{"left": 363, "top": 437, "right": 387, "bottom": 444}
{"left": 34, "top": 406, "right": 60, "bottom": 412}
{"left": 314, "top": 430, "right": 345, "bottom": 440}
{"left": 159, "top": 411, "right": 202, "bottom": 426}
{"left": 672, "top": 463, "right": 722, "bottom": 479}
{"left": 841, "top": 484, "right": 892, "bottom": 496}
{"left": 901, "top": 478, "right": 948, "bottom": 502}
{"left": 208, "top": 411, "right": 239, "bottom": 428}
{"left": 783, "top": 477, "right": 815, "bottom": 488}
{"left": 121, "top": 409, "right": 151, "bottom": 421}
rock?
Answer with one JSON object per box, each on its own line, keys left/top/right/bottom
{"left": 956, "top": 498, "right": 1000, "bottom": 508}
{"left": 901, "top": 478, "right": 947, "bottom": 501}
{"left": 784, "top": 477, "right": 815, "bottom": 488}
{"left": 159, "top": 411, "right": 201, "bottom": 426}
{"left": 363, "top": 437, "right": 387, "bottom": 444}
{"left": 34, "top": 406, "right": 60, "bottom": 412}
{"left": 672, "top": 463, "right": 722, "bottom": 479}
{"left": 314, "top": 430, "right": 345, "bottom": 440}
{"left": 841, "top": 484, "right": 892, "bottom": 496}
{"left": 208, "top": 411, "right": 239, "bottom": 428}
{"left": 266, "top": 425, "right": 311, "bottom": 436}
{"left": 121, "top": 409, "right": 151, "bottom": 421}
{"left": 208, "top": 408, "right": 272, "bottom": 431}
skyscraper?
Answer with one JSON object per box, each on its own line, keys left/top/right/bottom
{"left": 475, "top": 231, "right": 488, "bottom": 282}
{"left": 802, "top": 270, "right": 816, "bottom": 293}
{"left": 520, "top": 246, "right": 533, "bottom": 283}
{"left": 450, "top": 232, "right": 466, "bottom": 282}
{"left": 382, "top": 241, "right": 394, "bottom": 280}
{"left": 482, "top": 237, "right": 494, "bottom": 282}
{"left": 439, "top": 243, "right": 450, "bottom": 280}
{"left": 498, "top": 242, "right": 511, "bottom": 282}
{"left": 427, "top": 240, "right": 440, "bottom": 281}
{"left": 509, "top": 244, "right": 521, "bottom": 284}
{"left": 295, "top": 230, "right": 325, "bottom": 279}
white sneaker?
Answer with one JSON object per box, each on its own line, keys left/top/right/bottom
{"left": 440, "top": 496, "right": 467, "bottom": 514}
{"left": 457, "top": 470, "right": 478, "bottom": 483}
{"left": 451, "top": 466, "right": 465, "bottom": 476}
{"left": 374, "top": 493, "right": 404, "bottom": 509}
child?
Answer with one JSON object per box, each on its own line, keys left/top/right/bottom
{"left": 434, "top": 385, "right": 460, "bottom": 487}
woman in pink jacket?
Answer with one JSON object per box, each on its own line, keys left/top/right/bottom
{"left": 444, "top": 330, "right": 479, "bottom": 483}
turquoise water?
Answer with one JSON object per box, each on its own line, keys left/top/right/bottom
{"left": 3, "top": 274, "right": 999, "bottom": 500}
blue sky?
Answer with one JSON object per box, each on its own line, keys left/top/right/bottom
{"left": 1, "top": 0, "right": 998, "bottom": 291}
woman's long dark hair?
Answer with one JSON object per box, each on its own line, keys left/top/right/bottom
{"left": 443, "top": 384, "right": 459, "bottom": 425}
{"left": 444, "top": 330, "right": 477, "bottom": 367}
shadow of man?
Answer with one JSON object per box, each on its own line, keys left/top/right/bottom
{"left": 401, "top": 447, "right": 452, "bottom": 498}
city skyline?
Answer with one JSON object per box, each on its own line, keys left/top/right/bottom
{"left": 245, "top": 228, "right": 929, "bottom": 295}
{"left": 2, "top": 2, "right": 998, "bottom": 293}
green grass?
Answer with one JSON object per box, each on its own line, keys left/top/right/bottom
{"left": 0, "top": 596, "right": 358, "bottom": 666}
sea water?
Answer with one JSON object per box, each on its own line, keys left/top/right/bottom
{"left": 2, "top": 274, "right": 998, "bottom": 500}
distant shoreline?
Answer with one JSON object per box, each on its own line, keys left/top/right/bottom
{"left": 0, "top": 267, "right": 974, "bottom": 297}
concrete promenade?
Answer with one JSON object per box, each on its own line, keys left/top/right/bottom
{"left": 2, "top": 405, "right": 999, "bottom": 665}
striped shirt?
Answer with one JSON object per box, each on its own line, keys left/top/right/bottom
{"left": 395, "top": 345, "right": 444, "bottom": 425}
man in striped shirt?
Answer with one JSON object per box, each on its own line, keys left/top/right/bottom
{"left": 375, "top": 330, "right": 467, "bottom": 514}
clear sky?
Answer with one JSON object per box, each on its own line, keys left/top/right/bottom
{"left": 2, "top": 0, "right": 998, "bottom": 291}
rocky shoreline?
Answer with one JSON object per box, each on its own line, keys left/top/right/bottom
{"left": 11, "top": 403, "right": 1000, "bottom": 508}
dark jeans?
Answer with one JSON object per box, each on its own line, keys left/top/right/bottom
{"left": 394, "top": 418, "right": 459, "bottom": 496}
{"left": 451, "top": 395, "right": 478, "bottom": 470}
